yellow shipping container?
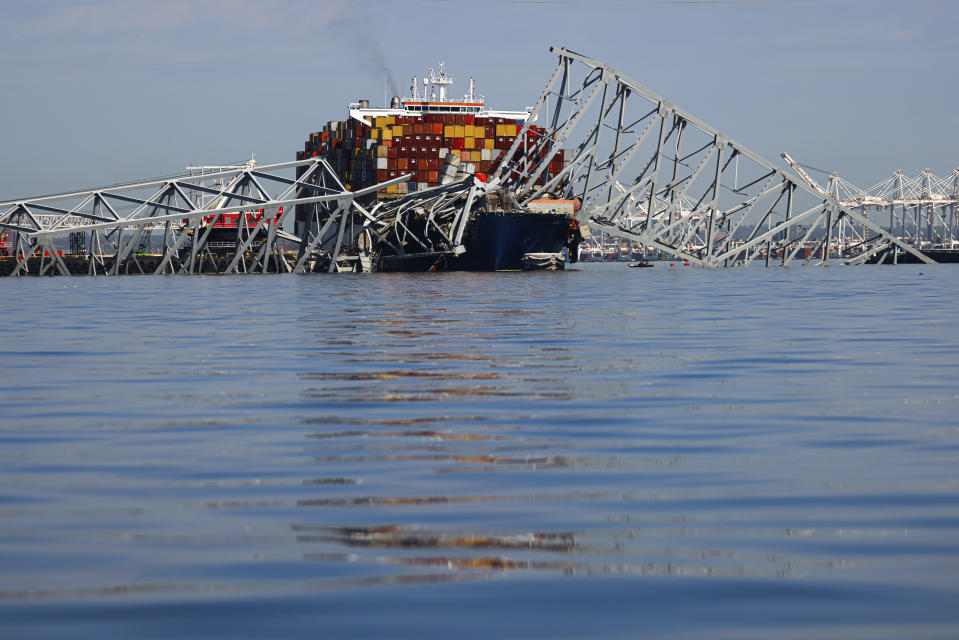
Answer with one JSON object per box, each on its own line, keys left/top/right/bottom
{"left": 454, "top": 125, "right": 466, "bottom": 138}
{"left": 472, "top": 151, "right": 482, "bottom": 162}
{"left": 384, "top": 116, "right": 395, "bottom": 126}
{"left": 465, "top": 137, "right": 475, "bottom": 149}
{"left": 382, "top": 129, "right": 393, "bottom": 141}
{"left": 387, "top": 184, "right": 398, "bottom": 193}
{"left": 484, "top": 138, "right": 494, "bottom": 150}
{"left": 392, "top": 125, "right": 403, "bottom": 136}
{"left": 445, "top": 125, "right": 455, "bottom": 138}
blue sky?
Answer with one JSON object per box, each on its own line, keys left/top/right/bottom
{"left": 2, "top": 0, "right": 955, "bottom": 198}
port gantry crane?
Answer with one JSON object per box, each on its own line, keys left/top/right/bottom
{"left": 1, "top": 47, "right": 953, "bottom": 276}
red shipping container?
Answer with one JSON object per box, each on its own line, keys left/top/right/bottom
{"left": 453, "top": 138, "right": 464, "bottom": 150}
{"left": 465, "top": 114, "right": 474, "bottom": 125}
{"left": 398, "top": 158, "right": 408, "bottom": 170}
{"left": 428, "top": 171, "right": 439, "bottom": 183}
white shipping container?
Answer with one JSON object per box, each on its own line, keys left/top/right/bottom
{"left": 377, "top": 158, "right": 388, "bottom": 169}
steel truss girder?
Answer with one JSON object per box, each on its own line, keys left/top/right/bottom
{"left": 1, "top": 158, "right": 410, "bottom": 276}
{"left": 494, "top": 46, "right": 937, "bottom": 267}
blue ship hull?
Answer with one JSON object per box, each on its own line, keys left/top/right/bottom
{"left": 378, "top": 211, "right": 572, "bottom": 272}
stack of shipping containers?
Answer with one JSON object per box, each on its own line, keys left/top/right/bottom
{"left": 296, "top": 113, "right": 565, "bottom": 199}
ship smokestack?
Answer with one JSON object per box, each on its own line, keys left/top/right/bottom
{"left": 358, "top": 99, "right": 370, "bottom": 109}
{"left": 390, "top": 95, "right": 401, "bottom": 108}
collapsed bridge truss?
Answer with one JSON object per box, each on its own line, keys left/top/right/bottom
{"left": 492, "top": 47, "right": 943, "bottom": 267}
{"left": 0, "top": 157, "right": 408, "bottom": 276}
{"left": 1, "top": 46, "right": 951, "bottom": 276}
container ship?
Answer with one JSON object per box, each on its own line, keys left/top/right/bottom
{"left": 294, "top": 63, "right": 579, "bottom": 271}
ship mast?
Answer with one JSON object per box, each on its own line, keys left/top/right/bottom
{"left": 428, "top": 62, "right": 454, "bottom": 101}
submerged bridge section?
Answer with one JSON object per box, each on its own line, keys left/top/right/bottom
{"left": 1, "top": 47, "right": 952, "bottom": 276}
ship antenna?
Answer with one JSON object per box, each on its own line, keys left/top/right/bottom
{"left": 429, "top": 62, "right": 454, "bottom": 101}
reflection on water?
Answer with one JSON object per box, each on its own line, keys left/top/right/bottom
{"left": 1, "top": 266, "right": 959, "bottom": 636}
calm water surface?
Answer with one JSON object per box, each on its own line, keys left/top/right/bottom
{"left": 1, "top": 263, "right": 958, "bottom": 638}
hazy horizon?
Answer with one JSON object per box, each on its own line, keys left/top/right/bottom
{"left": 2, "top": 0, "right": 955, "bottom": 200}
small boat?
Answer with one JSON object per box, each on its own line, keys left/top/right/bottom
{"left": 628, "top": 260, "right": 653, "bottom": 268}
